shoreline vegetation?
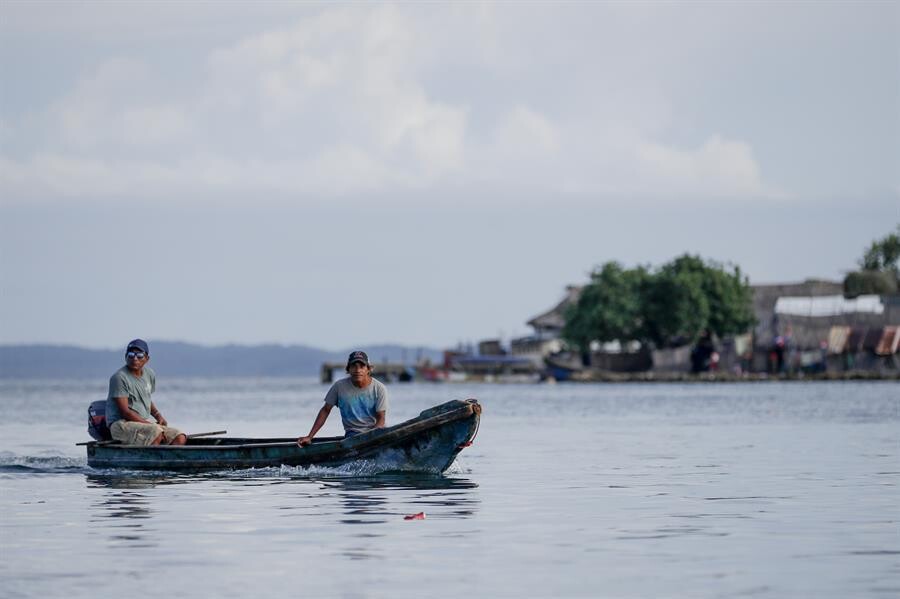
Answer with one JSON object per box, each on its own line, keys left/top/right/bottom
{"left": 535, "top": 230, "right": 900, "bottom": 381}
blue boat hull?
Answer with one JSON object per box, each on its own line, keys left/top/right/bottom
{"left": 86, "top": 399, "right": 481, "bottom": 474}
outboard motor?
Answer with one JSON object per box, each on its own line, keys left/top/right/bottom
{"left": 87, "top": 400, "right": 111, "bottom": 441}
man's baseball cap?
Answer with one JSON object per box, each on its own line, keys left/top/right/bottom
{"left": 126, "top": 339, "right": 149, "bottom": 354}
{"left": 346, "top": 350, "right": 369, "bottom": 367}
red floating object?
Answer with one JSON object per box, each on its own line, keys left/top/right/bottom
{"left": 404, "top": 512, "right": 426, "bottom": 520}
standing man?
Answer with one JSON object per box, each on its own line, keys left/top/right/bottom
{"left": 106, "top": 339, "right": 187, "bottom": 446}
{"left": 298, "top": 350, "right": 388, "bottom": 446}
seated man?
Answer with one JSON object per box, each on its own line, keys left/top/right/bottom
{"left": 298, "top": 350, "right": 388, "bottom": 446}
{"left": 106, "top": 339, "right": 187, "bottom": 446}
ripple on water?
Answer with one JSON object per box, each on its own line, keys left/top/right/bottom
{"left": 0, "top": 450, "right": 468, "bottom": 480}
{"left": 0, "top": 452, "right": 87, "bottom": 474}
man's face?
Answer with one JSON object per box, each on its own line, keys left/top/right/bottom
{"left": 126, "top": 349, "right": 149, "bottom": 370}
{"left": 347, "top": 361, "right": 370, "bottom": 384}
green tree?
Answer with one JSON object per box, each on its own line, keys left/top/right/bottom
{"left": 844, "top": 271, "right": 897, "bottom": 297}
{"left": 691, "top": 257, "right": 755, "bottom": 338}
{"left": 562, "top": 254, "right": 754, "bottom": 350}
{"left": 642, "top": 255, "right": 753, "bottom": 347}
{"left": 562, "top": 262, "right": 647, "bottom": 351}
{"left": 642, "top": 256, "right": 710, "bottom": 347}
{"left": 844, "top": 225, "right": 900, "bottom": 297}
{"left": 859, "top": 225, "right": 900, "bottom": 273}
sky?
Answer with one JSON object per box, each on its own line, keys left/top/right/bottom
{"left": 1, "top": 1, "right": 898, "bottom": 351}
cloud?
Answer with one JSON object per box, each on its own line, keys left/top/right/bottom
{"left": 0, "top": 3, "right": 834, "bottom": 204}
{"left": 463, "top": 105, "right": 562, "bottom": 189}
{"left": 634, "top": 135, "right": 784, "bottom": 199}
{"left": 492, "top": 106, "right": 561, "bottom": 158}
{"left": 0, "top": 153, "right": 184, "bottom": 198}
{"left": 46, "top": 57, "right": 192, "bottom": 152}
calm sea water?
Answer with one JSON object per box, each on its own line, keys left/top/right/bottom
{"left": 0, "top": 378, "right": 897, "bottom": 598}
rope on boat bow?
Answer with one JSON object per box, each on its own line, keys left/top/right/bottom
{"left": 457, "top": 399, "right": 481, "bottom": 449}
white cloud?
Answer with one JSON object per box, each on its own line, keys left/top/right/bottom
{"left": 634, "top": 135, "right": 783, "bottom": 199}
{"left": 493, "top": 106, "right": 561, "bottom": 157}
{"left": 119, "top": 105, "right": 191, "bottom": 146}
{"left": 50, "top": 57, "right": 192, "bottom": 150}
{"left": 7, "top": 2, "right": 876, "bottom": 204}
{"left": 464, "top": 105, "right": 562, "bottom": 189}
{"left": 198, "top": 5, "right": 467, "bottom": 184}
{"left": 206, "top": 9, "right": 352, "bottom": 118}
{"left": 0, "top": 153, "right": 183, "bottom": 199}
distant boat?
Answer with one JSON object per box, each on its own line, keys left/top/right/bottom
{"left": 543, "top": 351, "right": 585, "bottom": 381}
{"left": 84, "top": 399, "right": 481, "bottom": 474}
{"left": 415, "top": 365, "right": 481, "bottom": 383}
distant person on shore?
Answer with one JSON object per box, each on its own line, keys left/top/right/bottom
{"left": 690, "top": 330, "right": 716, "bottom": 373}
{"left": 106, "top": 339, "right": 187, "bottom": 446}
{"left": 772, "top": 335, "right": 786, "bottom": 373}
{"left": 297, "top": 350, "right": 388, "bottom": 446}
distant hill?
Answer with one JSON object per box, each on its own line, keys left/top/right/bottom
{"left": 0, "top": 342, "right": 444, "bottom": 379}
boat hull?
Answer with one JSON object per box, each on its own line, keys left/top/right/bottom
{"left": 86, "top": 399, "right": 481, "bottom": 474}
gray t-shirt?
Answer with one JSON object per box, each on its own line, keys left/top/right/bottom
{"left": 324, "top": 377, "right": 388, "bottom": 434}
{"left": 106, "top": 366, "right": 156, "bottom": 426}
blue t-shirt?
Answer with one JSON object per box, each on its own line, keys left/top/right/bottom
{"left": 324, "top": 377, "right": 388, "bottom": 434}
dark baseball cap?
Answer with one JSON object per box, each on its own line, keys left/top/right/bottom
{"left": 126, "top": 339, "right": 149, "bottom": 354}
{"left": 346, "top": 350, "right": 369, "bottom": 367}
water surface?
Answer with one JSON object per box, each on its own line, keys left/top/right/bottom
{"left": 1, "top": 379, "right": 897, "bottom": 598}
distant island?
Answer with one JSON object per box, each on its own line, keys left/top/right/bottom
{"left": 0, "top": 342, "right": 444, "bottom": 379}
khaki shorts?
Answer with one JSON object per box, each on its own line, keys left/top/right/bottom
{"left": 109, "top": 420, "right": 184, "bottom": 446}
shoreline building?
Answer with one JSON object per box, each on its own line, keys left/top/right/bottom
{"left": 756, "top": 282, "right": 899, "bottom": 373}
{"left": 509, "top": 286, "right": 581, "bottom": 366}
{"left": 518, "top": 280, "right": 899, "bottom": 375}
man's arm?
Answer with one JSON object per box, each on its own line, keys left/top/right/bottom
{"left": 373, "top": 381, "right": 388, "bottom": 429}
{"left": 112, "top": 397, "right": 154, "bottom": 424}
{"left": 297, "top": 404, "right": 333, "bottom": 446}
{"left": 149, "top": 401, "right": 167, "bottom": 426}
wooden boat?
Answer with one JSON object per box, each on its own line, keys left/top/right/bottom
{"left": 84, "top": 399, "right": 481, "bottom": 474}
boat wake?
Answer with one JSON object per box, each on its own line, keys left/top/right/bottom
{"left": 0, "top": 452, "right": 88, "bottom": 474}
{"left": 211, "top": 456, "right": 465, "bottom": 478}
{"left": 0, "top": 451, "right": 469, "bottom": 479}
